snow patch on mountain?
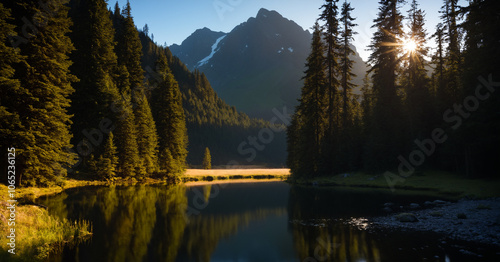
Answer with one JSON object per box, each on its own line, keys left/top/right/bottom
{"left": 197, "top": 35, "right": 226, "bottom": 67}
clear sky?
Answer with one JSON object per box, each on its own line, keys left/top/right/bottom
{"left": 111, "top": 0, "right": 465, "bottom": 62}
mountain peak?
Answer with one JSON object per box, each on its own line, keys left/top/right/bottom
{"left": 256, "top": 8, "right": 282, "bottom": 20}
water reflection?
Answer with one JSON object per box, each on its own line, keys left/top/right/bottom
{"left": 38, "top": 182, "right": 498, "bottom": 261}
{"left": 40, "top": 183, "right": 291, "bottom": 262}
{"left": 288, "top": 185, "right": 381, "bottom": 262}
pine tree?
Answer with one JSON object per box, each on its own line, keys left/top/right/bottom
{"left": 403, "top": 0, "right": 432, "bottom": 139}
{"left": 290, "top": 23, "right": 327, "bottom": 177}
{"left": 100, "top": 132, "right": 118, "bottom": 179}
{"left": 318, "top": 0, "right": 341, "bottom": 174}
{"left": 69, "top": 0, "right": 143, "bottom": 178}
{"left": 365, "top": 0, "right": 406, "bottom": 171}
{"left": 337, "top": 1, "right": 359, "bottom": 172}
{"left": 113, "top": 1, "right": 158, "bottom": 177}
{"left": 286, "top": 114, "right": 302, "bottom": 176}
{"left": 339, "top": 1, "right": 357, "bottom": 130}
{"left": 202, "top": 147, "right": 212, "bottom": 169}
{"left": 10, "top": 0, "right": 77, "bottom": 185}
{"left": 134, "top": 92, "right": 158, "bottom": 175}
{"left": 450, "top": 0, "right": 500, "bottom": 176}
{"left": 0, "top": 3, "right": 28, "bottom": 185}
{"left": 152, "top": 54, "right": 188, "bottom": 176}
{"left": 115, "top": 1, "right": 144, "bottom": 92}
{"left": 439, "top": 0, "right": 462, "bottom": 108}
{"left": 114, "top": 96, "right": 140, "bottom": 177}
{"left": 2, "top": 0, "right": 78, "bottom": 186}
{"left": 69, "top": 0, "right": 122, "bottom": 163}
{"left": 431, "top": 23, "right": 446, "bottom": 106}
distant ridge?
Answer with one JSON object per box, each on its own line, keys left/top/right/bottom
{"left": 170, "top": 8, "right": 369, "bottom": 119}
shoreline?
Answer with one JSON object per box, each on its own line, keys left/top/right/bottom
{"left": 289, "top": 171, "right": 500, "bottom": 199}
{"left": 369, "top": 198, "right": 500, "bottom": 249}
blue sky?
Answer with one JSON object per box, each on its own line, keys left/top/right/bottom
{"left": 111, "top": 0, "right": 465, "bottom": 61}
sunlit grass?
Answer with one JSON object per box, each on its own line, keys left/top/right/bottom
{"left": 0, "top": 184, "right": 92, "bottom": 261}
{"left": 182, "top": 169, "right": 290, "bottom": 184}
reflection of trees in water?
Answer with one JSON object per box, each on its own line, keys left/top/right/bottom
{"left": 147, "top": 185, "right": 188, "bottom": 262}
{"left": 42, "top": 185, "right": 187, "bottom": 262}
{"left": 288, "top": 186, "right": 381, "bottom": 261}
{"left": 43, "top": 185, "right": 285, "bottom": 262}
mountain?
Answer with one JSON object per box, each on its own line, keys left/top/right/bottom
{"left": 140, "top": 33, "right": 287, "bottom": 167}
{"left": 170, "top": 28, "right": 226, "bottom": 69}
{"left": 170, "top": 8, "right": 369, "bottom": 119}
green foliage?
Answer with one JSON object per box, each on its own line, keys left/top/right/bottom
{"left": 202, "top": 147, "right": 212, "bottom": 169}
{"left": 0, "top": 3, "right": 25, "bottom": 185}
{"left": 288, "top": 0, "right": 500, "bottom": 180}
{"left": 1, "top": 0, "right": 78, "bottom": 186}
{"left": 134, "top": 92, "right": 159, "bottom": 176}
{"left": 288, "top": 23, "right": 327, "bottom": 177}
{"left": 113, "top": 2, "right": 158, "bottom": 177}
{"left": 89, "top": 132, "right": 118, "bottom": 180}
{"left": 289, "top": 3, "right": 362, "bottom": 178}
{"left": 152, "top": 54, "right": 188, "bottom": 175}
{"left": 114, "top": 98, "right": 140, "bottom": 177}
{"left": 364, "top": 0, "right": 407, "bottom": 172}
{"left": 139, "top": 32, "right": 287, "bottom": 166}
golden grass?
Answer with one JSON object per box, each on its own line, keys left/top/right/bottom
{"left": 185, "top": 168, "right": 290, "bottom": 176}
{"left": 182, "top": 168, "right": 290, "bottom": 183}
{"left": 0, "top": 184, "right": 92, "bottom": 261}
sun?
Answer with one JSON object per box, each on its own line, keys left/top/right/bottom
{"left": 403, "top": 39, "right": 417, "bottom": 53}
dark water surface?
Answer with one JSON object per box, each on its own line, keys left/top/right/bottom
{"left": 38, "top": 182, "right": 498, "bottom": 261}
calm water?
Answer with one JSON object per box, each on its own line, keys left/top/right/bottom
{"left": 37, "top": 182, "right": 498, "bottom": 262}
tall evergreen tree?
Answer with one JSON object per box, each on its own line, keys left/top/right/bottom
{"left": 69, "top": 0, "right": 122, "bottom": 162}
{"left": 318, "top": 0, "right": 341, "bottom": 174}
{"left": 439, "top": 0, "right": 462, "bottom": 109}
{"left": 114, "top": 97, "right": 140, "bottom": 177}
{"left": 0, "top": 3, "right": 29, "bottom": 186}
{"left": 430, "top": 23, "right": 446, "bottom": 107}
{"left": 451, "top": 0, "right": 500, "bottom": 176}
{"left": 365, "top": 0, "right": 406, "bottom": 171}
{"left": 402, "top": 0, "right": 432, "bottom": 139}
{"left": 113, "top": 1, "right": 158, "bottom": 177}
{"left": 115, "top": 1, "right": 144, "bottom": 92}
{"left": 339, "top": 1, "right": 357, "bottom": 130}
{"left": 151, "top": 54, "right": 188, "bottom": 176}
{"left": 69, "top": 0, "right": 142, "bottom": 178}
{"left": 2, "top": 0, "right": 78, "bottom": 186}
{"left": 337, "top": 1, "right": 360, "bottom": 171}
{"left": 91, "top": 132, "right": 118, "bottom": 179}
{"left": 134, "top": 92, "right": 158, "bottom": 175}
{"left": 289, "top": 23, "right": 328, "bottom": 177}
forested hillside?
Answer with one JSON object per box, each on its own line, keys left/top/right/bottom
{"left": 138, "top": 28, "right": 286, "bottom": 167}
{"left": 0, "top": 0, "right": 286, "bottom": 187}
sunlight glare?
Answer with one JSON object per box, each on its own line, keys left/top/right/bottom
{"left": 403, "top": 39, "right": 417, "bottom": 53}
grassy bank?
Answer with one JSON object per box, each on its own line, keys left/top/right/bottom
{"left": 289, "top": 170, "right": 500, "bottom": 199}
{"left": 0, "top": 184, "right": 92, "bottom": 261}
{"left": 181, "top": 168, "right": 290, "bottom": 182}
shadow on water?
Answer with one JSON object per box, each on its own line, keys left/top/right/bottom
{"left": 37, "top": 182, "right": 498, "bottom": 262}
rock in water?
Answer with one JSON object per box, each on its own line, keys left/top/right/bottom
{"left": 395, "top": 213, "right": 418, "bottom": 222}
{"left": 410, "top": 203, "right": 420, "bottom": 209}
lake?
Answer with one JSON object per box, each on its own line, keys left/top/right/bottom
{"left": 38, "top": 181, "right": 497, "bottom": 261}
